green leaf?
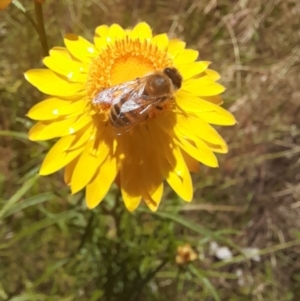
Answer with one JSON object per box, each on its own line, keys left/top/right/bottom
{"left": 17, "top": 165, "right": 41, "bottom": 185}
{"left": 0, "top": 130, "right": 28, "bottom": 140}
{"left": 188, "top": 265, "right": 220, "bottom": 301}
{"left": 138, "top": 208, "right": 239, "bottom": 248}
{"left": 32, "top": 258, "right": 70, "bottom": 288}
{"left": 0, "top": 210, "right": 78, "bottom": 250}
{"left": 0, "top": 130, "right": 47, "bottom": 147}
{"left": 1, "top": 192, "right": 55, "bottom": 218}
{"left": 90, "top": 290, "right": 104, "bottom": 301}
{"left": 0, "top": 174, "right": 40, "bottom": 219}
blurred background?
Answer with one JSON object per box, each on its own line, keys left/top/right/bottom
{"left": 1, "top": 0, "right": 300, "bottom": 300}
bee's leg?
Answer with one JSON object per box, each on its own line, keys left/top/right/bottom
{"left": 144, "top": 115, "right": 149, "bottom": 131}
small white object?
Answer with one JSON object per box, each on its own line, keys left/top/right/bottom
{"left": 242, "top": 248, "right": 261, "bottom": 262}
{"left": 215, "top": 246, "right": 233, "bottom": 260}
{"left": 209, "top": 241, "right": 219, "bottom": 254}
{"left": 209, "top": 241, "right": 233, "bottom": 260}
{"left": 236, "top": 268, "right": 245, "bottom": 286}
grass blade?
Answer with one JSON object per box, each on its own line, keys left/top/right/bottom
{"left": 0, "top": 210, "right": 78, "bottom": 249}
{"left": 2, "top": 192, "right": 55, "bottom": 218}
{"left": 188, "top": 265, "right": 220, "bottom": 301}
{"left": 0, "top": 174, "right": 39, "bottom": 219}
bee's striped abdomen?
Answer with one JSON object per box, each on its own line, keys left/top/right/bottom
{"left": 110, "top": 96, "right": 141, "bottom": 127}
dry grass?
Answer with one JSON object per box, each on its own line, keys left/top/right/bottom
{"left": 1, "top": 0, "right": 300, "bottom": 300}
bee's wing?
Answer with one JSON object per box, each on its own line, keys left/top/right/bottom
{"left": 119, "top": 95, "right": 163, "bottom": 114}
{"left": 92, "top": 80, "right": 142, "bottom": 107}
{"left": 113, "top": 97, "right": 167, "bottom": 136}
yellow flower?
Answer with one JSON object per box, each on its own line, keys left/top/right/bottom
{"left": 176, "top": 243, "right": 198, "bottom": 265}
{"left": 0, "top": 0, "right": 12, "bottom": 10}
{"left": 25, "top": 23, "right": 236, "bottom": 212}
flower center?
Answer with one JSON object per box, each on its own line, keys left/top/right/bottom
{"left": 86, "top": 36, "right": 172, "bottom": 111}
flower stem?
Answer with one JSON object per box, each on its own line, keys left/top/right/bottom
{"left": 33, "top": 1, "right": 49, "bottom": 57}
{"left": 131, "top": 259, "right": 168, "bottom": 301}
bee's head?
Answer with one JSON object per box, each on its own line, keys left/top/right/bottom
{"left": 163, "top": 67, "right": 182, "bottom": 90}
{"left": 146, "top": 74, "right": 171, "bottom": 95}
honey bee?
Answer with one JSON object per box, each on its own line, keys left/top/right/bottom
{"left": 92, "top": 67, "right": 182, "bottom": 133}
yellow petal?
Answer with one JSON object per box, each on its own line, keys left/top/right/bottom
{"left": 202, "top": 95, "right": 223, "bottom": 105}
{"left": 198, "top": 109, "right": 236, "bottom": 126}
{"left": 0, "top": 0, "right": 12, "bottom": 10}
{"left": 137, "top": 129, "right": 164, "bottom": 211}
{"left": 122, "top": 189, "right": 142, "bottom": 212}
{"left": 146, "top": 123, "right": 193, "bottom": 202}
{"left": 49, "top": 47, "right": 71, "bottom": 60}
{"left": 166, "top": 118, "right": 220, "bottom": 168}
{"left": 177, "top": 61, "right": 211, "bottom": 80}
{"left": 120, "top": 138, "right": 143, "bottom": 212}
{"left": 71, "top": 130, "right": 111, "bottom": 194}
{"left": 205, "top": 69, "right": 221, "bottom": 81}
{"left": 120, "top": 165, "right": 143, "bottom": 212}
{"left": 165, "top": 144, "right": 187, "bottom": 179}
{"left": 143, "top": 182, "right": 163, "bottom": 212}
{"left": 175, "top": 135, "right": 218, "bottom": 168}
{"left": 94, "top": 25, "right": 110, "bottom": 50}
{"left": 94, "top": 36, "right": 108, "bottom": 50}
{"left": 64, "top": 34, "right": 96, "bottom": 63}
{"left": 94, "top": 25, "right": 109, "bottom": 50}
{"left": 85, "top": 154, "right": 118, "bottom": 209}
{"left": 60, "top": 115, "right": 92, "bottom": 136}
{"left": 29, "top": 117, "right": 78, "bottom": 141}
{"left": 174, "top": 49, "right": 199, "bottom": 64}
{"left": 40, "top": 136, "right": 83, "bottom": 175}
{"left": 163, "top": 148, "right": 193, "bottom": 202}
{"left": 151, "top": 33, "right": 169, "bottom": 50}
{"left": 130, "top": 22, "right": 152, "bottom": 40}
{"left": 43, "top": 56, "right": 87, "bottom": 82}
{"left": 182, "top": 76, "right": 225, "bottom": 97}
{"left": 107, "top": 24, "right": 125, "bottom": 40}
{"left": 168, "top": 39, "right": 186, "bottom": 58}
{"left": 95, "top": 24, "right": 109, "bottom": 37}
{"left": 27, "top": 98, "right": 87, "bottom": 120}
{"left": 68, "top": 123, "right": 95, "bottom": 151}
{"left": 167, "top": 168, "right": 193, "bottom": 202}
{"left": 24, "top": 69, "right": 83, "bottom": 96}
{"left": 176, "top": 92, "right": 236, "bottom": 126}
{"left": 175, "top": 113, "right": 227, "bottom": 148}
{"left": 64, "top": 157, "right": 79, "bottom": 185}
{"left": 182, "top": 150, "right": 200, "bottom": 173}
{"left": 205, "top": 141, "right": 228, "bottom": 154}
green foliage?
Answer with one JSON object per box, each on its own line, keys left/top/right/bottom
{"left": 0, "top": 185, "right": 234, "bottom": 300}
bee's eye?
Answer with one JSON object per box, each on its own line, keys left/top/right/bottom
{"left": 164, "top": 68, "right": 182, "bottom": 89}
{"left": 164, "top": 68, "right": 173, "bottom": 76}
